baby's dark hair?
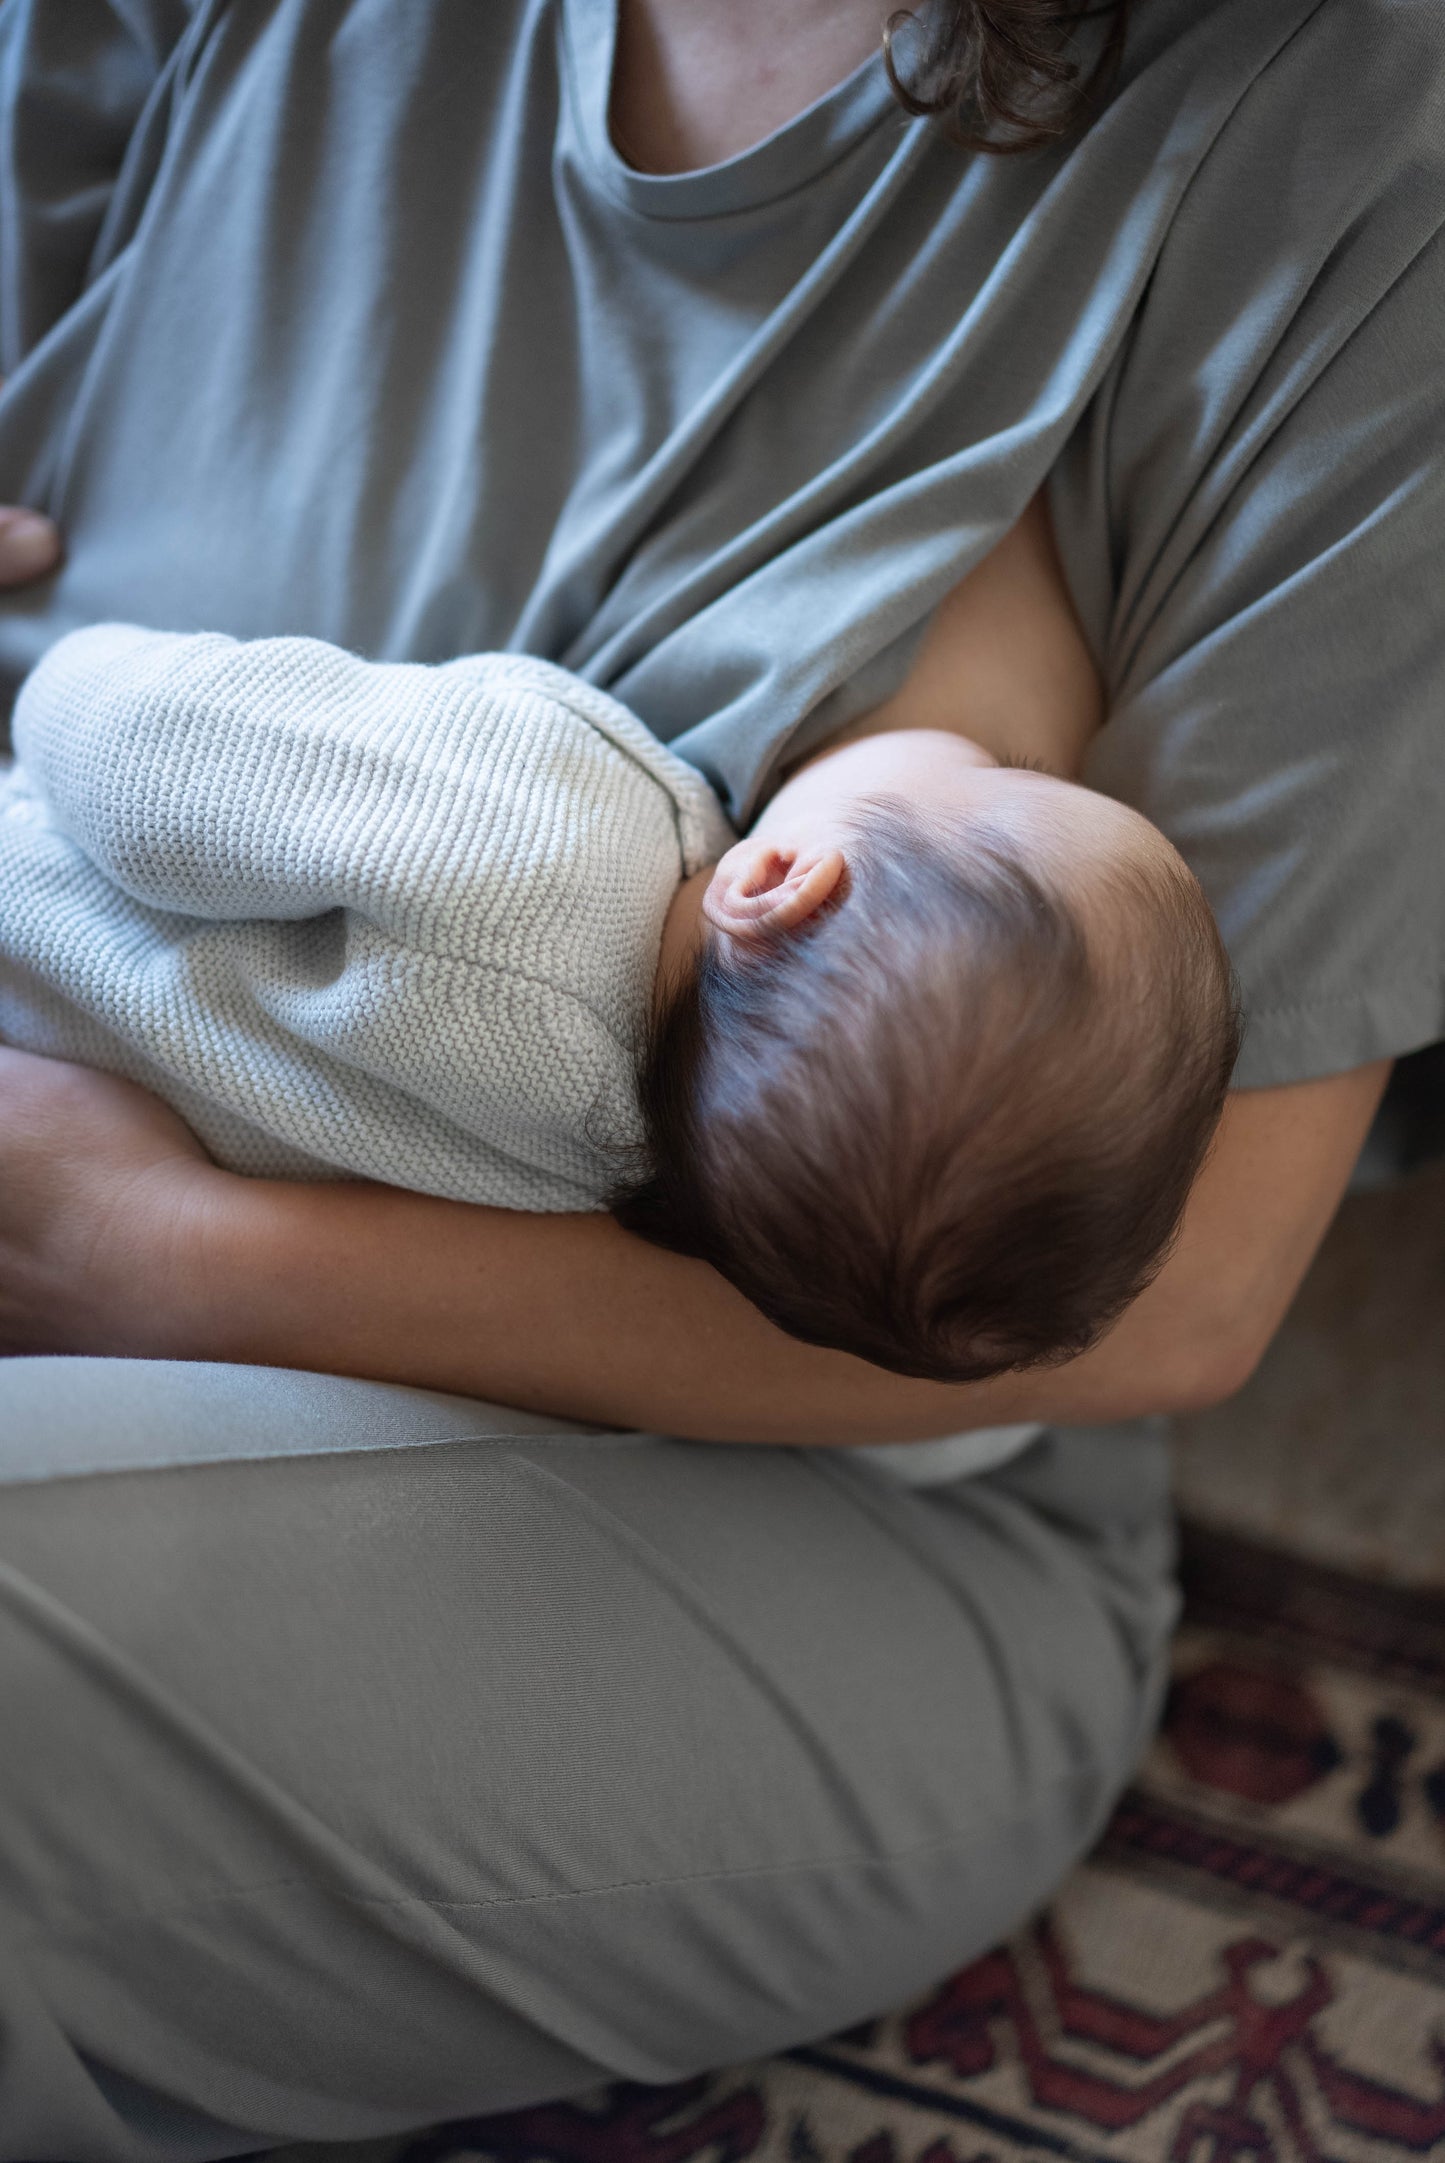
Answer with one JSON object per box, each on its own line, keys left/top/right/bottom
{"left": 612, "top": 799, "right": 1241, "bottom": 1383}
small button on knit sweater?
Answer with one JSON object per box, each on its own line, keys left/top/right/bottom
{"left": 0, "top": 626, "right": 734, "bottom": 1210}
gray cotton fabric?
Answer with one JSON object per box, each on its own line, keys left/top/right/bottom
{"left": 0, "top": 623, "right": 731, "bottom": 1203}
{"left": 0, "top": 1357, "right": 1174, "bottom": 2160}
{"left": 0, "top": 1, "right": 1437, "bottom": 2151}
{"left": 0, "top": 0, "right": 1442, "bottom": 1091}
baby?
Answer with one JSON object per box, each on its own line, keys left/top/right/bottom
{"left": 0, "top": 619, "right": 1238, "bottom": 1386}
{"left": 625, "top": 726, "right": 1240, "bottom": 1382}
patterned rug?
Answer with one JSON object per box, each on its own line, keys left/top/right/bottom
{"left": 279, "top": 1513, "right": 1445, "bottom": 2163}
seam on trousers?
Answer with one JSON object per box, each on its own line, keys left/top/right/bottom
{"left": 20, "top": 1759, "right": 1106, "bottom": 1959}
{"left": 1, "top": 1541, "right": 1111, "bottom": 1951}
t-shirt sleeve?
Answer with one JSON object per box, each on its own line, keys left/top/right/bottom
{"left": 1059, "top": 0, "right": 1445, "bottom": 1090}
{"left": 0, "top": 0, "right": 193, "bottom": 372}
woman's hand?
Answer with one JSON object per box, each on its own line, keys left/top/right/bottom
{"left": 0, "top": 1046, "right": 220, "bottom": 1356}
{"left": 0, "top": 505, "right": 61, "bottom": 584}
{"left": 0, "top": 372, "right": 65, "bottom": 584}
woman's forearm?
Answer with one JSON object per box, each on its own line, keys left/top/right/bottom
{"left": 187, "top": 1174, "right": 1014, "bottom": 1441}
{"left": 172, "top": 1059, "right": 1389, "bottom": 1445}
{"left": 166, "top": 1170, "right": 1166, "bottom": 1441}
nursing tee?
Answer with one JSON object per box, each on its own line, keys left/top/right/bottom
{"left": 0, "top": 0, "right": 1442, "bottom": 1096}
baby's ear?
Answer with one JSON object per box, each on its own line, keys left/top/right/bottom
{"left": 702, "top": 843, "right": 846, "bottom": 943}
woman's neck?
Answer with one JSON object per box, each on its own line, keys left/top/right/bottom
{"left": 609, "top": 0, "right": 885, "bottom": 173}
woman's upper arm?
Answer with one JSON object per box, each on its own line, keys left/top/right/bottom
{"left": 1022, "top": 56, "right": 1445, "bottom": 1418}
{"left": 1056, "top": 147, "right": 1445, "bottom": 1095}
{"left": 1026, "top": 1058, "right": 1395, "bottom": 1424}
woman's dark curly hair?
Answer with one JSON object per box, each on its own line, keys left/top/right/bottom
{"left": 883, "top": 0, "right": 1133, "bottom": 154}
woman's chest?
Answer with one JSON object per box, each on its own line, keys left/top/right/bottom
{"left": 0, "top": 0, "right": 1262, "bottom": 815}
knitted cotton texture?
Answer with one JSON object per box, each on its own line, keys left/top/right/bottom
{"left": 0, "top": 626, "right": 733, "bottom": 1207}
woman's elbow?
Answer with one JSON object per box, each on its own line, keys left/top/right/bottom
{"left": 1150, "top": 1309, "right": 1274, "bottom": 1416}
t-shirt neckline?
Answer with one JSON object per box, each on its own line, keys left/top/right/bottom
{"left": 561, "top": 0, "right": 899, "bottom": 219}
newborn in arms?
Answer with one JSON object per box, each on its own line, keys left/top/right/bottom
{"left": 0, "top": 624, "right": 1238, "bottom": 1383}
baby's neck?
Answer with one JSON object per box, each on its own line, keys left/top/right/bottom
{"left": 655, "top": 863, "right": 715, "bottom": 1007}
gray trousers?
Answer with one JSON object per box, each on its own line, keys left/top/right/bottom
{"left": 0, "top": 1358, "right": 1176, "bottom": 2161}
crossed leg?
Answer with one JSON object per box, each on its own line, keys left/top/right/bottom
{"left": 0, "top": 1357, "right": 1175, "bottom": 2160}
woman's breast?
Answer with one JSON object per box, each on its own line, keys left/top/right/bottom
{"left": 825, "top": 491, "right": 1105, "bottom": 778}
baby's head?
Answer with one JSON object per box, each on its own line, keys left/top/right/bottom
{"left": 614, "top": 730, "right": 1240, "bottom": 1383}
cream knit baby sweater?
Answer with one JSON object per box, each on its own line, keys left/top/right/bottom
{"left": 0, "top": 626, "right": 734, "bottom": 1209}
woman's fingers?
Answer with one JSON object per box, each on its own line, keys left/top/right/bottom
{"left": 0, "top": 506, "right": 62, "bottom": 585}
{"left": 0, "top": 374, "right": 60, "bottom": 584}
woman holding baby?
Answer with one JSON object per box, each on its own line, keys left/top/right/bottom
{"left": 0, "top": 0, "right": 1439, "bottom": 2152}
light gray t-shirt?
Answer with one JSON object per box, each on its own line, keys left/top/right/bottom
{"left": 0, "top": 0, "right": 1441, "bottom": 1094}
